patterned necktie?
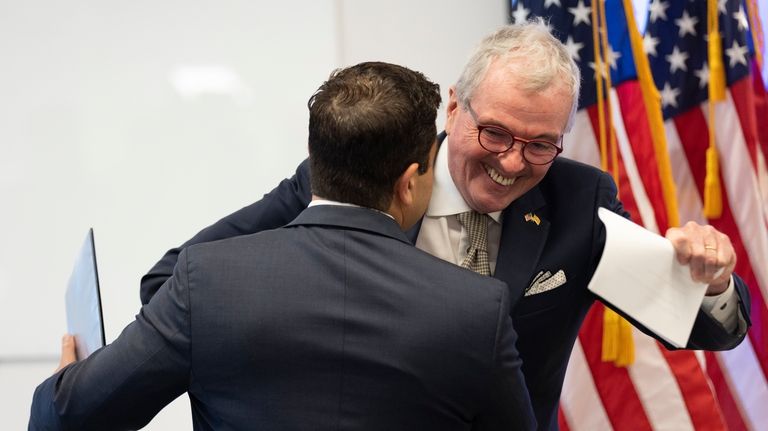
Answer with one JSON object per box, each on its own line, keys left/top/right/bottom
{"left": 456, "top": 211, "right": 491, "bottom": 276}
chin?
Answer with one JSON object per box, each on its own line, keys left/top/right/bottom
{"left": 472, "top": 187, "right": 519, "bottom": 212}
{"left": 468, "top": 197, "right": 509, "bottom": 214}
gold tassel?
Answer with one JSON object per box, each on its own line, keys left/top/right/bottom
{"left": 602, "top": 308, "right": 618, "bottom": 361}
{"left": 594, "top": 1, "right": 635, "bottom": 368}
{"left": 704, "top": 0, "right": 724, "bottom": 218}
{"left": 602, "top": 308, "right": 635, "bottom": 367}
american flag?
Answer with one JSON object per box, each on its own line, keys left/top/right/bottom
{"left": 511, "top": 0, "right": 768, "bottom": 429}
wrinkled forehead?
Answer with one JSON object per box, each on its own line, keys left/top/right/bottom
{"left": 485, "top": 55, "right": 576, "bottom": 97}
{"left": 470, "top": 64, "right": 574, "bottom": 137}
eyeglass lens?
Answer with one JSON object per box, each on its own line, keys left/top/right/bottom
{"left": 478, "top": 127, "right": 559, "bottom": 164}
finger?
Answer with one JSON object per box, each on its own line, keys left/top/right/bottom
{"left": 56, "top": 335, "right": 77, "bottom": 373}
{"left": 702, "top": 237, "right": 721, "bottom": 280}
{"left": 666, "top": 227, "right": 692, "bottom": 265}
{"left": 683, "top": 223, "right": 718, "bottom": 282}
{"left": 685, "top": 234, "right": 708, "bottom": 283}
{"left": 712, "top": 266, "right": 725, "bottom": 279}
{"left": 711, "top": 236, "right": 737, "bottom": 285}
{"left": 689, "top": 251, "right": 706, "bottom": 282}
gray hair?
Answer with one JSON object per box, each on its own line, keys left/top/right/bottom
{"left": 454, "top": 18, "right": 581, "bottom": 132}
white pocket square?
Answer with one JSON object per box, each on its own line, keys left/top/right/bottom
{"left": 525, "top": 270, "right": 567, "bottom": 296}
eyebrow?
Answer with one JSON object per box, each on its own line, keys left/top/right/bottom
{"left": 467, "top": 103, "right": 559, "bottom": 142}
{"left": 481, "top": 121, "right": 560, "bottom": 143}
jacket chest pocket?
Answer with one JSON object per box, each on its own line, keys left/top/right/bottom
{"left": 513, "top": 270, "right": 570, "bottom": 318}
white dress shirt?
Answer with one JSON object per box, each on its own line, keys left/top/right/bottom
{"left": 415, "top": 142, "right": 503, "bottom": 274}
{"left": 308, "top": 198, "right": 394, "bottom": 220}
{"left": 415, "top": 144, "right": 742, "bottom": 333}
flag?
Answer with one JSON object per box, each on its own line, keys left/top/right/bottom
{"left": 645, "top": 0, "right": 768, "bottom": 428}
{"left": 511, "top": 0, "right": 768, "bottom": 429}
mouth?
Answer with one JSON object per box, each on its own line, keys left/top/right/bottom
{"left": 484, "top": 164, "right": 516, "bottom": 186}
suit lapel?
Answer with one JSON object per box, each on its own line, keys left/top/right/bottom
{"left": 494, "top": 186, "right": 549, "bottom": 298}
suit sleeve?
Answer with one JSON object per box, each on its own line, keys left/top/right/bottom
{"left": 591, "top": 171, "right": 752, "bottom": 351}
{"left": 473, "top": 282, "right": 536, "bottom": 431}
{"left": 140, "top": 159, "right": 313, "bottom": 304}
{"left": 29, "top": 251, "right": 194, "bottom": 431}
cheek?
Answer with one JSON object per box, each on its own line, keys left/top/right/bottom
{"left": 449, "top": 136, "right": 489, "bottom": 183}
{"left": 466, "top": 147, "right": 492, "bottom": 172}
{"left": 453, "top": 138, "right": 481, "bottom": 163}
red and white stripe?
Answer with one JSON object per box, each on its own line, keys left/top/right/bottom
{"left": 558, "top": 75, "right": 768, "bottom": 430}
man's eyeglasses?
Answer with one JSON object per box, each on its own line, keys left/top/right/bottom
{"left": 466, "top": 103, "right": 562, "bottom": 165}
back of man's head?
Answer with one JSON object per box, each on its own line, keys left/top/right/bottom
{"left": 308, "top": 62, "right": 441, "bottom": 211}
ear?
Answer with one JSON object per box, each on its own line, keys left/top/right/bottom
{"left": 444, "top": 86, "right": 459, "bottom": 135}
{"left": 393, "top": 162, "right": 421, "bottom": 208}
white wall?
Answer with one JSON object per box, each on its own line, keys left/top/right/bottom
{"left": 0, "top": 1, "right": 506, "bottom": 428}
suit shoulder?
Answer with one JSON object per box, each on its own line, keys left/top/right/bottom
{"left": 547, "top": 157, "right": 610, "bottom": 180}
{"left": 539, "top": 157, "right": 616, "bottom": 193}
{"left": 183, "top": 228, "right": 282, "bottom": 261}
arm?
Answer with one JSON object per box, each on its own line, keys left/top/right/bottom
{"left": 140, "top": 159, "right": 312, "bottom": 304}
{"left": 593, "top": 172, "right": 751, "bottom": 350}
{"left": 473, "top": 283, "right": 536, "bottom": 431}
{"left": 30, "top": 251, "right": 194, "bottom": 430}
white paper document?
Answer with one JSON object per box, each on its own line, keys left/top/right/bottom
{"left": 65, "top": 229, "right": 106, "bottom": 360}
{"left": 588, "top": 208, "right": 708, "bottom": 347}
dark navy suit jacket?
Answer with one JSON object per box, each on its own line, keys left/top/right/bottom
{"left": 138, "top": 139, "right": 752, "bottom": 430}
{"left": 30, "top": 206, "right": 535, "bottom": 431}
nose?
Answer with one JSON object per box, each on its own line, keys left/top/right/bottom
{"left": 496, "top": 144, "right": 527, "bottom": 173}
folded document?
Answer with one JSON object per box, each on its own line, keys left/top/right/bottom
{"left": 588, "top": 208, "right": 708, "bottom": 348}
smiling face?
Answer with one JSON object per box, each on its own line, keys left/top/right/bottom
{"left": 444, "top": 59, "right": 573, "bottom": 214}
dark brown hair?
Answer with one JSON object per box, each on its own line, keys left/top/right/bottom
{"left": 308, "top": 62, "right": 441, "bottom": 210}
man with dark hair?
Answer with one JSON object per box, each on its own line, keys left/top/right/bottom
{"left": 139, "top": 21, "right": 751, "bottom": 430}
{"left": 30, "top": 62, "right": 536, "bottom": 430}
{"left": 307, "top": 62, "right": 437, "bottom": 212}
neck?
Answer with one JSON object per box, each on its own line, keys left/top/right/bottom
{"left": 386, "top": 198, "right": 409, "bottom": 230}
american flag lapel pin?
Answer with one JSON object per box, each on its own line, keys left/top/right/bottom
{"left": 524, "top": 212, "right": 541, "bottom": 226}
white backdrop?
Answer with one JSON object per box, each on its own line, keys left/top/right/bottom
{"left": 0, "top": 1, "right": 506, "bottom": 428}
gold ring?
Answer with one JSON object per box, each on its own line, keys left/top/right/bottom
{"left": 704, "top": 245, "right": 717, "bottom": 251}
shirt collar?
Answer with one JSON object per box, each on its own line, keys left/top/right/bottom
{"left": 426, "top": 142, "right": 502, "bottom": 223}
{"left": 309, "top": 198, "right": 395, "bottom": 220}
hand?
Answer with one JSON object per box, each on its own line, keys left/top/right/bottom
{"left": 666, "top": 221, "right": 736, "bottom": 295}
{"left": 55, "top": 334, "right": 78, "bottom": 373}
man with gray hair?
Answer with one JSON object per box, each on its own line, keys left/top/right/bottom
{"left": 140, "top": 20, "right": 751, "bottom": 430}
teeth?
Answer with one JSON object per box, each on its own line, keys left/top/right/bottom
{"left": 484, "top": 165, "right": 516, "bottom": 186}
